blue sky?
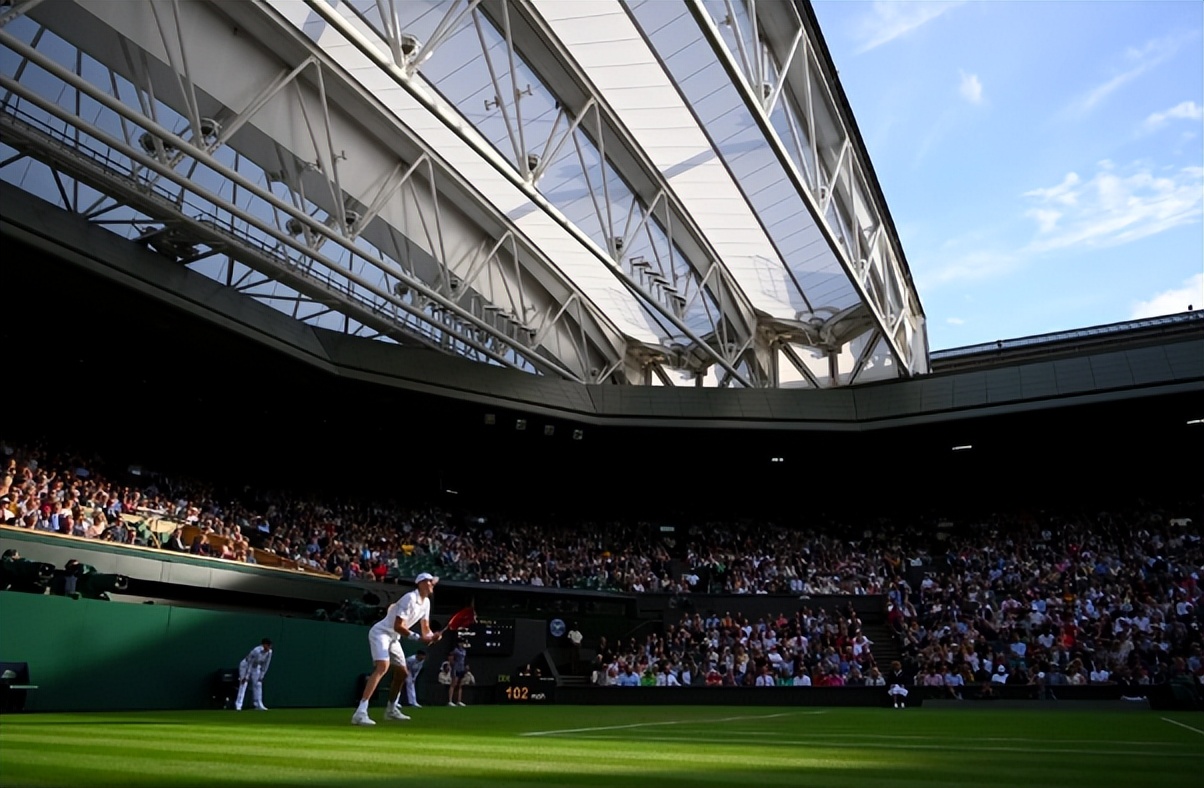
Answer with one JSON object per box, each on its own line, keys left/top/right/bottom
{"left": 810, "top": 1, "right": 1203, "bottom": 351}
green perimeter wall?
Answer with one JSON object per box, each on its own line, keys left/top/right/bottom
{"left": 1, "top": 593, "right": 368, "bottom": 712}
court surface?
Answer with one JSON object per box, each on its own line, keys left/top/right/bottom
{"left": 2, "top": 704, "right": 1201, "bottom": 788}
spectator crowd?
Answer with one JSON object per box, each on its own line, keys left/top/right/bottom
{"left": 3, "top": 438, "right": 1201, "bottom": 694}
{"left": 589, "top": 603, "right": 890, "bottom": 689}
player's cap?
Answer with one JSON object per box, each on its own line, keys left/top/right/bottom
{"left": 415, "top": 572, "right": 439, "bottom": 584}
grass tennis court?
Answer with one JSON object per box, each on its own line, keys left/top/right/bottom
{"left": 2, "top": 705, "right": 1201, "bottom": 788}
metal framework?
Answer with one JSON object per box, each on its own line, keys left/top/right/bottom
{"left": 0, "top": 0, "right": 928, "bottom": 388}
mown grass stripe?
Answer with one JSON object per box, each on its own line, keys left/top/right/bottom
{"left": 554, "top": 732, "right": 1204, "bottom": 759}
{"left": 521, "top": 709, "right": 820, "bottom": 736}
{"left": 3, "top": 706, "right": 1200, "bottom": 788}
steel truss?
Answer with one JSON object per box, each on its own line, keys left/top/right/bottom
{"left": 0, "top": 0, "right": 928, "bottom": 388}
{"left": 304, "top": 0, "right": 762, "bottom": 386}
{"left": 693, "top": 0, "right": 928, "bottom": 379}
{"left": 1, "top": 0, "right": 624, "bottom": 383}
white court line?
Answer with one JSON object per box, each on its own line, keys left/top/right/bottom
{"left": 562, "top": 733, "right": 1204, "bottom": 759}
{"left": 713, "top": 730, "right": 1187, "bottom": 746}
{"left": 521, "top": 710, "right": 823, "bottom": 737}
{"left": 1162, "top": 717, "right": 1204, "bottom": 736}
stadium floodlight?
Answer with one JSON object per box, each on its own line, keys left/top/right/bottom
{"left": 137, "top": 131, "right": 176, "bottom": 155}
{"left": 198, "top": 117, "right": 221, "bottom": 140}
{"left": 399, "top": 34, "right": 421, "bottom": 59}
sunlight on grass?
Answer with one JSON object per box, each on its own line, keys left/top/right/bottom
{"left": 2, "top": 707, "right": 1201, "bottom": 788}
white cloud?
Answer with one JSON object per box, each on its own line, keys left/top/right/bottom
{"left": 1022, "top": 161, "right": 1203, "bottom": 253}
{"left": 1130, "top": 273, "right": 1204, "bottom": 318}
{"left": 1065, "top": 33, "right": 1192, "bottom": 117}
{"left": 852, "top": 2, "right": 962, "bottom": 54}
{"left": 958, "top": 71, "right": 984, "bottom": 105}
{"left": 1142, "top": 101, "right": 1204, "bottom": 133}
{"left": 1027, "top": 209, "right": 1062, "bottom": 234}
{"left": 1025, "top": 172, "right": 1081, "bottom": 207}
{"left": 946, "top": 317, "right": 965, "bottom": 325}
{"left": 924, "top": 247, "right": 1022, "bottom": 286}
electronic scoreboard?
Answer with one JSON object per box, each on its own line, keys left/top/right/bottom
{"left": 454, "top": 617, "right": 515, "bottom": 656}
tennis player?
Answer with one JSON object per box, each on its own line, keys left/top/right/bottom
{"left": 352, "top": 572, "right": 442, "bottom": 726}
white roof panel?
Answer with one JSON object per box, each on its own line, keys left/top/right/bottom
{"left": 274, "top": 0, "right": 663, "bottom": 343}
{"left": 533, "top": 0, "right": 807, "bottom": 317}
{"left": 624, "top": 0, "right": 864, "bottom": 317}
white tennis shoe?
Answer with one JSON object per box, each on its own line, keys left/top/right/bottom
{"left": 351, "top": 711, "right": 376, "bottom": 726}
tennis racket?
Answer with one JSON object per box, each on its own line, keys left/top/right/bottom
{"left": 442, "top": 606, "right": 476, "bottom": 633}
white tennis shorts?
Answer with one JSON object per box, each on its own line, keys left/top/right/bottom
{"left": 368, "top": 627, "right": 406, "bottom": 666}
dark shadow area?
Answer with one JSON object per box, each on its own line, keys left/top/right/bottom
{"left": 6, "top": 239, "right": 1200, "bottom": 525}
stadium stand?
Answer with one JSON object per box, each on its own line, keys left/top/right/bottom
{"left": 2, "top": 0, "right": 1200, "bottom": 721}
{"left": 2, "top": 432, "right": 1199, "bottom": 713}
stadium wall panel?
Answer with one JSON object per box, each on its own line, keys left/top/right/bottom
{"left": 0, "top": 593, "right": 367, "bottom": 711}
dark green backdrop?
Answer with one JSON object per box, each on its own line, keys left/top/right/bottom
{"left": 1, "top": 593, "right": 369, "bottom": 711}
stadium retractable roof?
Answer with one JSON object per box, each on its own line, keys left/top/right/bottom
{"left": 0, "top": 0, "right": 926, "bottom": 388}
